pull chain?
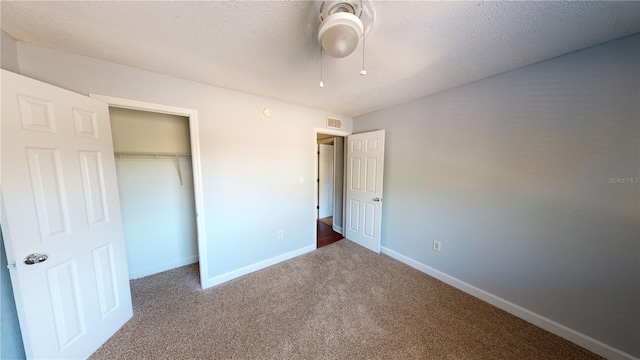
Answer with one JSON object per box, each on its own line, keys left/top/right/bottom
{"left": 360, "top": 31, "right": 367, "bottom": 76}
{"left": 319, "top": 46, "right": 325, "bottom": 88}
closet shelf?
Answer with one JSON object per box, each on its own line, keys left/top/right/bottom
{"left": 114, "top": 152, "right": 191, "bottom": 185}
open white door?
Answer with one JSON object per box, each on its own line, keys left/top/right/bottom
{"left": 345, "top": 130, "right": 385, "bottom": 253}
{"left": 1, "top": 70, "right": 133, "bottom": 359}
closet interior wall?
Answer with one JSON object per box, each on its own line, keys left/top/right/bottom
{"left": 109, "top": 107, "right": 198, "bottom": 279}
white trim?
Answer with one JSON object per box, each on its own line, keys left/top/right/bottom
{"left": 89, "top": 94, "right": 209, "bottom": 290}
{"left": 332, "top": 225, "right": 343, "bottom": 234}
{"left": 90, "top": 94, "right": 194, "bottom": 117}
{"left": 314, "top": 127, "right": 351, "bottom": 138}
{"left": 203, "top": 245, "right": 315, "bottom": 288}
{"left": 380, "top": 246, "right": 638, "bottom": 360}
{"left": 129, "top": 256, "right": 199, "bottom": 280}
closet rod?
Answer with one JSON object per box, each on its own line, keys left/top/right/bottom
{"left": 114, "top": 152, "right": 191, "bottom": 158}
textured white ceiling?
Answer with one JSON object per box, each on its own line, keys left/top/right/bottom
{"left": 2, "top": 1, "right": 639, "bottom": 116}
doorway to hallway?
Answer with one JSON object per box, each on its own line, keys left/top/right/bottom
{"left": 316, "top": 132, "right": 344, "bottom": 248}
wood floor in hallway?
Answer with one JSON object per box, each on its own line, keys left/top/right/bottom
{"left": 317, "top": 219, "right": 343, "bottom": 248}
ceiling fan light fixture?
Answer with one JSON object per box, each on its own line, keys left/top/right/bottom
{"left": 318, "top": 12, "right": 363, "bottom": 58}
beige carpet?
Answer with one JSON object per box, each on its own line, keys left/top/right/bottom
{"left": 90, "top": 240, "right": 601, "bottom": 359}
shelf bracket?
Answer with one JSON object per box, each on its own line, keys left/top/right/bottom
{"left": 176, "top": 155, "right": 184, "bottom": 186}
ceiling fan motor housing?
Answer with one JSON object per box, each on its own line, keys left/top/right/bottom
{"left": 317, "top": 0, "right": 375, "bottom": 58}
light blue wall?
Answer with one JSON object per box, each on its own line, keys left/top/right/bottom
{"left": 1, "top": 30, "right": 19, "bottom": 73}
{"left": 1, "top": 30, "right": 26, "bottom": 360}
{"left": 354, "top": 34, "right": 640, "bottom": 356}
{"left": 1, "top": 231, "right": 26, "bottom": 360}
{"left": 116, "top": 158, "right": 199, "bottom": 279}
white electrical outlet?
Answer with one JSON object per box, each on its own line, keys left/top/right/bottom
{"left": 433, "top": 241, "right": 441, "bottom": 251}
{"left": 277, "top": 230, "right": 284, "bottom": 240}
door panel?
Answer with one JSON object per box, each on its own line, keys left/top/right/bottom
{"left": 47, "top": 259, "right": 86, "bottom": 351}
{"left": 17, "top": 94, "right": 57, "bottom": 132}
{"left": 364, "top": 202, "right": 375, "bottom": 237}
{"left": 365, "top": 157, "right": 377, "bottom": 192}
{"left": 350, "top": 157, "right": 361, "bottom": 190}
{"left": 26, "top": 148, "right": 71, "bottom": 240}
{"left": 349, "top": 199, "right": 360, "bottom": 232}
{"left": 1, "top": 70, "right": 133, "bottom": 359}
{"left": 78, "top": 150, "right": 109, "bottom": 225}
{"left": 92, "top": 243, "right": 119, "bottom": 318}
{"left": 345, "top": 130, "right": 385, "bottom": 253}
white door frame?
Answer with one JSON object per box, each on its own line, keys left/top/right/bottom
{"left": 314, "top": 128, "right": 351, "bottom": 246}
{"left": 90, "top": 94, "right": 208, "bottom": 289}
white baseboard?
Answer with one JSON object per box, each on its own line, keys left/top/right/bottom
{"left": 129, "top": 255, "right": 198, "bottom": 280}
{"left": 203, "top": 245, "right": 315, "bottom": 288}
{"left": 332, "top": 225, "right": 343, "bottom": 234}
{"left": 380, "top": 246, "right": 638, "bottom": 360}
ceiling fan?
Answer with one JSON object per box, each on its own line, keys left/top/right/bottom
{"left": 314, "top": 0, "right": 376, "bottom": 87}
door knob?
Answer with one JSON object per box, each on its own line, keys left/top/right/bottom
{"left": 23, "top": 253, "right": 48, "bottom": 265}
{"left": 373, "top": 198, "right": 381, "bottom": 202}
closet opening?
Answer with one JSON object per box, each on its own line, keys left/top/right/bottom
{"left": 109, "top": 107, "right": 199, "bottom": 281}
{"left": 316, "top": 133, "right": 345, "bottom": 248}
